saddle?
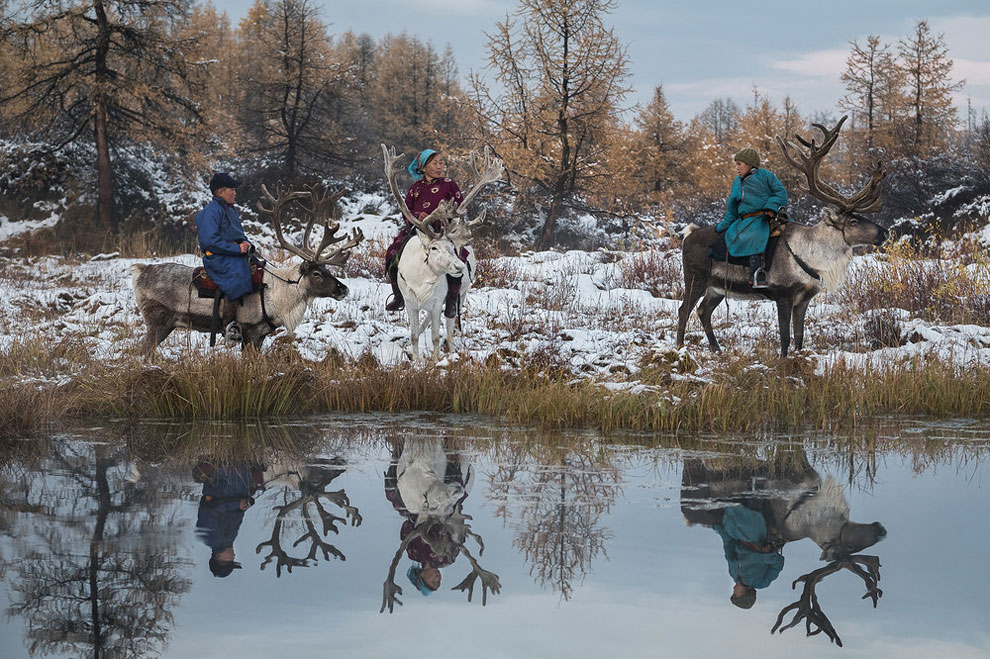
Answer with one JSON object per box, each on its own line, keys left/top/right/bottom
{"left": 192, "top": 256, "right": 267, "bottom": 299}
{"left": 709, "top": 232, "right": 782, "bottom": 270}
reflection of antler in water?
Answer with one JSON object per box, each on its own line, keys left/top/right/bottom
{"left": 771, "top": 554, "right": 883, "bottom": 647}
{"left": 379, "top": 512, "right": 501, "bottom": 613}
{"left": 256, "top": 488, "right": 362, "bottom": 577}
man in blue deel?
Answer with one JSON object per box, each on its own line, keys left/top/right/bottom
{"left": 195, "top": 172, "right": 253, "bottom": 339}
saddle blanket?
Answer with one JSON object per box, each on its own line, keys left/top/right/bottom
{"left": 192, "top": 257, "right": 266, "bottom": 299}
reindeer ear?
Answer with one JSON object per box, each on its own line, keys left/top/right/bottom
{"left": 298, "top": 261, "right": 315, "bottom": 276}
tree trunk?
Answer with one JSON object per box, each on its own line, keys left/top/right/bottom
{"left": 94, "top": 102, "right": 113, "bottom": 230}
{"left": 94, "top": 1, "right": 114, "bottom": 230}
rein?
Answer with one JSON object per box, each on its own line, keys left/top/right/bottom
{"left": 781, "top": 234, "right": 823, "bottom": 282}
{"left": 262, "top": 264, "right": 301, "bottom": 285}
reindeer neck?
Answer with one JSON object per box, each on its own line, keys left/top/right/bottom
{"left": 262, "top": 263, "right": 309, "bottom": 332}
{"left": 790, "top": 222, "right": 855, "bottom": 289}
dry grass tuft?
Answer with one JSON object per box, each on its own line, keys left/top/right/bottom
{"left": 618, "top": 249, "right": 683, "bottom": 299}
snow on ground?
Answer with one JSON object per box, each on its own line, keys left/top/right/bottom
{"left": 2, "top": 191, "right": 990, "bottom": 388}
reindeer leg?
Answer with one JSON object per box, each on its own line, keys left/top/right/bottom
{"left": 791, "top": 294, "right": 812, "bottom": 352}
{"left": 142, "top": 326, "right": 173, "bottom": 354}
{"left": 407, "top": 306, "right": 421, "bottom": 361}
{"left": 677, "top": 278, "right": 707, "bottom": 347}
{"left": 444, "top": 315, "right": 456, "bottom": 352}
{"left": 776, "top": 298, "right": 793, "bottom": 357}
{"left": 697, "top": 290, "right": 725, "bottom": 353}
{"left": 430, "top": 306, "right": 442, "bottom": 360}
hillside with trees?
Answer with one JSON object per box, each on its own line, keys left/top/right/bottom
{"left": 1, "top": 1, "right": 987, "bottom": 254}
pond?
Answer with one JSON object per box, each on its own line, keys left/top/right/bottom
{"left": 0, "top": 415, "right": 987, "bottom": 658}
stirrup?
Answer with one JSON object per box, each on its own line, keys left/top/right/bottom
{"left": 385, "top": 294, "right": 404, "bottom": 312}
{"left": 224, "top": 321, "right": 242, "bottom": 342}
{"left": 751, "top": 268, "right": 768, "bottom": 289}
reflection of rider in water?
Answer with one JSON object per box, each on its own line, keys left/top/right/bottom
{"left": 384, "top": 438, "right": 473, "bottom": 595}
{"left": 194, "top": 462, "right": 264, "bottom": 578}
{"left": 715, "top": 505, "right": 784, "bottom": 609}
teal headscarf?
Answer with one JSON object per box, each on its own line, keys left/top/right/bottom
{"left": 407, "top": 565, "right": 435, "bottom": 596}
{"left": 407, "top": 149, "right": 438, "bottom": 181}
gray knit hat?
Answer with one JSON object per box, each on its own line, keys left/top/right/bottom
{"left": 733, "top": 148, "right": 760, "bottom": 169}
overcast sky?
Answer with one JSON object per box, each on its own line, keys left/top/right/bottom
{"left": 213, "top": 0, "right": 990, "bottom": 123}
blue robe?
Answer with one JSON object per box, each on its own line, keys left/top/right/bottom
{"left": 715, "top": 505, "right": 784, "bottom": 589}
{"left": 716, "top": 168, "right": 788, "bottom": 257}
{"left": 195, "top": 196, "right": 253, "bottom": 300}
{"left": 195, "top": 465, "right": 255, "bottom": 552}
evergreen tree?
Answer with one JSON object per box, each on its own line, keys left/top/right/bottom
{"left": 897, "top": 20, "right": 964, "bottom": 155}
{"left": 0, "top": 0, "right": 205, "bottom": 230}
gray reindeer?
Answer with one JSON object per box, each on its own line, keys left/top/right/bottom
{"left": 131, "top": 183, "right": 362, "bottom": 353}
{"left": 681, "top": 451, "right": 886, "bottom": 644}
{"left": 677, "top": 116, "right": 888, "bottom": 356}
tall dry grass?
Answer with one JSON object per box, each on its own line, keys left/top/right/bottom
{"left": 3, "top": 338, "right": 990, "bottom": 440}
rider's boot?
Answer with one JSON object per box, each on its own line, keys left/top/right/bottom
{"left": 222, "top": 300, "right": 242, "bottom": 342}
{"left": 444, "top": 275, "right": 462, "bottom": 319}
{"left": 385, "top": 279, "right": 404, "bottom": 312}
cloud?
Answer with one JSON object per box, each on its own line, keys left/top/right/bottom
{"left": 932, "top": 15, "right": 990, "bottom": 60}
{"left": 953, "top": 58, "right": 990, "bottom": 86}
{"left": 772, "top": 49, "right": 848, "bottom": 78}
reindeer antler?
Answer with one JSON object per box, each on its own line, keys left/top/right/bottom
{"left": 455, "top": 145, "right": 504, "bottom": 215}
{"left": 258, "top": 182, "right": 364, "bottom": 265}
{"left": 255, "top": 489, "right": 362, "bottom": 578}
{"left": 776, "top": 115, "right": 886, "bottom": 214}
{"left": 771, "top": 554, "right": 883, "bottom": 647}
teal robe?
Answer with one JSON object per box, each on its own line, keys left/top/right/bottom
{"left": 714, "top": 505, "right": 784, "bottom": 589}
{"left": 716, "top": 168, "right": 788, "bottom": 257}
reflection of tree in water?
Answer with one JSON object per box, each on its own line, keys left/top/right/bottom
{"left": 0, "top": 440, "right": 192, "bottom": 657}
{"left": 487, "top": 441, "right": 620, "bottom": 601}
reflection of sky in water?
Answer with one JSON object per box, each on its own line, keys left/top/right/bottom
{"left": 0, "top": 420, "right": 987, "bottom": 659}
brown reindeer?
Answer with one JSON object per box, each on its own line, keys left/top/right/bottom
{"left": 131, "top": 182, "right": 363, "bottom": 353}
{"left": 676, "top": 116, "right": 888, "bottom": 356}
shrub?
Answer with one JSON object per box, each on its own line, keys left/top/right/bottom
{"left": 617, "top": 249, "right": 683, "bottom": 299}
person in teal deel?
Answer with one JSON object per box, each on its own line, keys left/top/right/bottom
{"left": 714, "top": 504, "right": 785, "bottom": 609}
{"left": 715, "top": 148, "right": 788, "bottom": 289}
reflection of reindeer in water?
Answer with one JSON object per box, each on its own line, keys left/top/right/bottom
{"left": 380, "top": 437, "right": 500, "bottom": 613}
{"left": 255, "top": 458, "right": 362, "bottom": 577}
{"left": 681, "top": 451, "right": 886, "bottom": 645}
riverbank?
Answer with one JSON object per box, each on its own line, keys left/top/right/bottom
{"left": 4, "top": 343, "right": 989, "bottom": 438}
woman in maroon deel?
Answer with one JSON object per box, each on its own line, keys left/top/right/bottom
{"left": 384, "top": 149, "right": 464, "bottom": 317}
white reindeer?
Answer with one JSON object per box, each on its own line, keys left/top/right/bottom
{"left": 381, "top": 145, "right": 503, "bottom": 360}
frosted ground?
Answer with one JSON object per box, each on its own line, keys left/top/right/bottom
{"left": 1, "top": 190, "right": 989, "bottom": 391}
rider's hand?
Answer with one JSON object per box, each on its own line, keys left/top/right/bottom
{"left": 239, "top": 242, "right": 251, "bottom": 254}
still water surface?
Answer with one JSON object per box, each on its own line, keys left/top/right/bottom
{"left": 0, "top": 414, "right": 987, "bottom": 658}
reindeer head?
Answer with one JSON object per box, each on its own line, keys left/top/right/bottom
{"left": 820, "top": 520, "right": 887, "bottom": 561}
{"left": 257, "top": 182, "right": 364, "bottom": 300}
{"left": 777, "top": 116, "right": 889, "bottom": 249}
{"left": 820, "top": 207, "right": 888, "bottom": 250}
